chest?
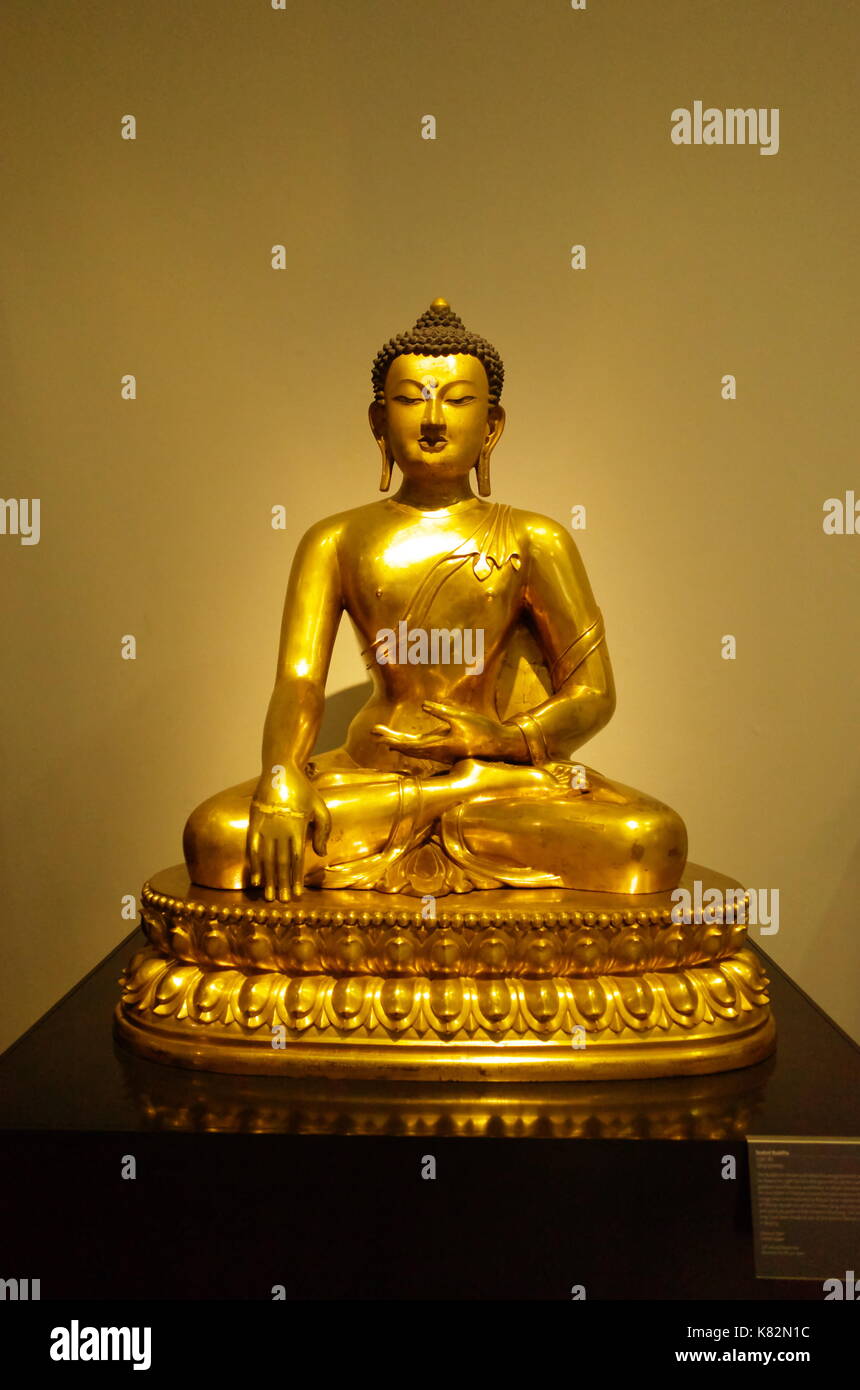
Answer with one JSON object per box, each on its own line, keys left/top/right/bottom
{"left": 347, "top": 531, "right": 522, "bottom": 635}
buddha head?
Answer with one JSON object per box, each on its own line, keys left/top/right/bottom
{"left": 369, "top": 299, "right": 506, "bottom": 497}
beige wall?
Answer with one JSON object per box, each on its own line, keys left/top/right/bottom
{"left": 2, "top": 0, "right": 858, "bottom": 1050}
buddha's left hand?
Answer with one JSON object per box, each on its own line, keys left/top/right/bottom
{"left": 372, "top": 701, "right": 528, "bottom": 763}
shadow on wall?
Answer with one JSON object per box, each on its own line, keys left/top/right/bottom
{"left": 313, "top": 684, "right": 370, "bottom": 753}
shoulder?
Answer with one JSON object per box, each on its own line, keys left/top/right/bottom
{"left": 297, "top": 500, "right": 385, "bottom": 550}
{"left": 509, "top": 507, "right": 585, "bottom": 567}
{"left": 507, "top": 506, "right": 600, "bottom": 627}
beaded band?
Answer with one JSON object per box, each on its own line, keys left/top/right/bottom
{"left": 250, "top": 799, "right": 305, "bottom": 819}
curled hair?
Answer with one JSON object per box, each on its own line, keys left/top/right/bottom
{"left": 371, "top": 299, "right": 504, "bottom": 405}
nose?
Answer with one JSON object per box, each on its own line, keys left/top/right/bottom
{"left": 421, "top": 392, "right": 445, "bottom": 436}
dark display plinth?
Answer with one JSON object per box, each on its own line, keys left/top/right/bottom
{"left": 0, "top": 930, "right": 857, "bottom": 1300}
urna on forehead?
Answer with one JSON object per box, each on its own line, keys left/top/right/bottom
{"left": 371, "top": 297, "right": 505, "bottom": 406}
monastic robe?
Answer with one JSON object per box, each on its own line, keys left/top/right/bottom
{"left": 303, "top": 503, "right": 609, "bottom": 895}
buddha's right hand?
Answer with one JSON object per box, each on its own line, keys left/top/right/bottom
{"left": 247, "top": 767, "right": 331, "bottom": 901}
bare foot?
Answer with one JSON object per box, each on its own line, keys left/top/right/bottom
{"left": 448, "top": 758, "right": 558, "bottom": 796}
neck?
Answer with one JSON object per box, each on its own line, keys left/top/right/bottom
{"left": 392, "top": 475, "right": 479, "bottom": 511}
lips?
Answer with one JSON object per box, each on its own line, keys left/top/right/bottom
{"left": 419, "top": 439, "right": 447, "bottom": 452}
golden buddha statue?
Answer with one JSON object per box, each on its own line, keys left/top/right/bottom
{"left": 184, "top": 298, "right": 686, "bottom": 902}
{"left": 116, "top": 300, "right": 775, "bottom": 1081}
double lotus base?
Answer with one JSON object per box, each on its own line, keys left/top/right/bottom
{"left": 115, "top": 864, "right": 777, "bottom": 1081}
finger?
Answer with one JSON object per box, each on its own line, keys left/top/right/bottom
{"left": 276, "top": 835, "right": 289, "bottom": 902}
{"left": 423, "top": 700, "right": 455, "bottom": 718}
{"left": 311, "top": 797, "right": 331, "bottom": 857}
{"left": 289, "top": 827, "right": 305, "bottom": 898}
{"left": 421, "top": 701, "right": 452, "bottom": 729}
{"left": 371, "top": 724, "right": 424, "bottom": 746}
{"left": 277, "top": 829, "right": 295, "bottom": 903}
{"left": 395, "top": 738, "right": 448, "bottom": 757}
{"left": 385, "top": 734, "right": 438, "bottom": 752}
{"left": 262, "top": 837, "right": 277, "bottom": 902}
{"left": 248, "top": 828, "right": 261, "bottom": 887}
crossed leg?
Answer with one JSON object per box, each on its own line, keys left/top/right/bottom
{"left": 440, "top": 771, "right": 687, "bottom": 893}
{"left": 183, "top": 759, "right": 560, "bottom": 891}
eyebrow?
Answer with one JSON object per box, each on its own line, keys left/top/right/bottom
{"left": 391, "top": 378, "right": 479, "bottom": 390}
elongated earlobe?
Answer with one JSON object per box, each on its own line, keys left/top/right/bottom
{"left": 476, "top": 404, "right": 504, "bottom": 496}
{"left": 369, "top": 401, "right": 393, "bottom": 491}
{"left": 377, "top": 439, "right": 393, "bottom": 492}
{"left": 476, "top": 448, "right": 491, "bottom": 496}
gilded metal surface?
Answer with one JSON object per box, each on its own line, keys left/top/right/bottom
{"left": 183, "top": 300, "right": 686, "bottom": 903}
{"left": 117, "top": 864, "right": 775, "bottom": 1079}
{"left": 115, "top": 976, "right": 775, "bottom": 1081}
{"left": 121, "top": 299, "right": 775, "bottom": 1080}
{"left": 119, "top": 942, "right": 769, "bottom": 1045}
{"left": 141, "top": 863, "right": 750, "bottom": 976}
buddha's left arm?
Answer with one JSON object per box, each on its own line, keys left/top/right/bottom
{"left": 507, "top": 518, "right": 617, "bottom": 763}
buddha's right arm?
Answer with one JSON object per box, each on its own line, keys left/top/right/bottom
{"left": 256, "top": 518, "right": 343, "bottom": 791}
